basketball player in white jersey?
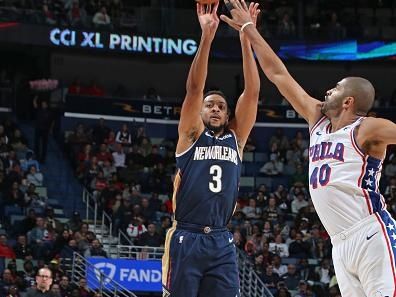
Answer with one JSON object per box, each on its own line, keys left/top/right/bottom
{"left": 221, "top": 0, "right": 396, "bottom": 296}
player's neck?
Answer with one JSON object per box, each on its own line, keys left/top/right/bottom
{"left": 329, "top": 112, "right": 360, "bottom": 132}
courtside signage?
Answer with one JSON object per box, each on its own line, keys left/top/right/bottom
{"left": 87, "top": 258, "right": 162, "bottom": 292}
{"left": 49, "top": 28, "right": 197, "bottom": 56}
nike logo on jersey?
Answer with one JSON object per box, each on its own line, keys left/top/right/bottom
{"left": 316, "top": 131, "right": 322, "bottom": 136}
{"left": 366, "top": 231, "right": 378, "bottom": 240}
{"left": 228, "top": 237, "right": 233, "bottom": 243}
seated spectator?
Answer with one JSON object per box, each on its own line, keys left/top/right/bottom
{"left": 68, "top": 79, "right": 84, "bottom": 95}
{"left": 60, "top": 239, "right": 79, "bottom": 260}
{"left": 0, "top": 269, "right": 15, "bottom": 296}
{"left": 269, "top": 234, "right": 289, "bottom": 258}
{"left": 143, "top": 87, "right": 161, "bottom": 101}
{"left": 242, "top": 198, "right": 262, "bottom": 220}
{"left": 291, "top": 192, "right": 308, "bottom": 215}
{"left": 281, "top": 264, "right": 300, "bottom": 290}
{"left": 4, "top": 181, "right": 24, "bottom": 207}
{"left": 9, "top": 128, "right": 28, "bottom": 156}
{"left": 289, "top": 232, "right": 311, "bottom": 259}
{"left": 84, "top": 239, "right": 107, "bottom": 258}
{"left": 261, "top": 264, "right": 280, "bottom": 294}
{"left": 115, "top": 123, "right": 132, "bottom": 146}
{"left": 127, "top": 216, "right": 147, "bottom": 243}
{"left": 26, "top": 165, "right": 43, "bottom": 186}
{"left": 91, "top": 118, "right": 110, "bottom": 146}
{"left": 53, "top": 229, "right": 72, "bottom": 256}
{"left": 112, "top": 143, "right": 126, "bottom": 169}
{"left": 45, "top": 207, "right": 64, "bottom": 234}
{"left": 272, "top": 255, "right": 287, "bottom": 276}
{"left": 95, "top": 144, "right": 113, "bottom": 165}
{"left": 92, "top": 6, "right": 112, "bottom": 30}
{"left": 260, "top": 153, "right": 284, "bottom": 176}
{"left": 21, "top": 151, "right": 40, "bottom": 173}
{"left": 0, "top": 234, "right": 15, "bottom": 259}
{"left": 59, "top": 275, "right": 73, "bottom": 297}
{"left": 102, "top": 159, "right": 117, "bottom": 180}
{"left": 145, "top": 146, "right": 164, "bottom": 168}
{"left": 13, "top": 234, "right": 33, "bottom": 260}
{"left": 68, "top": 0, "right": 86, "bottom": 27}
{"left": 137, "top": 223, "right": 163, "bottom": 247}
{"left": 263, "top": 196, "right": 284, "bottom": 224}
{"left": 276, "top": 13, "right": 296, "bottom": 39}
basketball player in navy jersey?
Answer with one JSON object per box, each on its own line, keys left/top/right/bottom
{"left": 162, "top": 2, "right": 260, "bottom": 297}
{"left": 222, "top": 1, "right": 396, "bottom": 296}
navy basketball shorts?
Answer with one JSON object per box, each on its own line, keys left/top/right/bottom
{"left": 162, "top": 222, "right": 240, "bottom": 297}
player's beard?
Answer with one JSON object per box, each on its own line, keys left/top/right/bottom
{"left": 205, "top": 122, "right": 226, "bottom": 134}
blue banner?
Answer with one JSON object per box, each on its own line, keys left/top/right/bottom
{"left": 87, "top": 258, "right": 162, "bottom": 292}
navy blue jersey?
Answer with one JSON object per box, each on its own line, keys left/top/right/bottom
{"left": 173, "top": 128, "right": 242, "bottom": 227}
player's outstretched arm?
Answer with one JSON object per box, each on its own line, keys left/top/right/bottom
{"left": 177, "top": 2, "right": 220, "bottom": 154}
{"left": 220, "top": 0, "right": 322, "bottom": 126}
{"left": 357, "top": 117, "right": 396, "bottom": 158}
{"left": 229, "top": 2, "right": 260, "bottom": 154}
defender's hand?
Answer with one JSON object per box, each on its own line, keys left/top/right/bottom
{"left": 220, "top": 0, "right": 254, "bottom": 31}
{"left": 197, "top": 2, "right": 220, "bottom": 39}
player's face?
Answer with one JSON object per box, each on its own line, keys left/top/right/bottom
{"left": 322, "top": 80, "right": 347, "bottom": 116}
{"left": 201, "top": 95, "right": 229, "bottom": 134}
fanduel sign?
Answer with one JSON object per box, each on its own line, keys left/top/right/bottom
{"left": 49, "top": 28, "right": 197, "bottom": 56}
{"left": 87, "top": 258, "right": 162, "bottom": 292}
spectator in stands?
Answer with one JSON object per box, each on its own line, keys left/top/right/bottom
{"left": 276, "top": 13, "right": 296, "bottom": 39}
{"left": 45, "top": 207, "right": 63, "bottom": 234}
{"left": 145, "top": 146, "right": 163, "bottom": 168}
{"left": 269, "top": 234, "right": 289, "bottom": 258}
{"left": 261, "top": 264, "right": 280, "bottom": 294}
{"left": 59, "top": 239, "right": 78, "bottom": 260}
{"left": 68, "top": 0, "right": 86, "bottom": 27}
{"left": 19, "top": 209, "right": 37, "bottom": 235}
{"left": 263, "top": 196, "right": 284, "bottom": 224}
{"left": 21, "top": 151, "right": 40, "bottom": 173}
{"left": 242, "top": 198, "right": 262, "bottom": 220}
{"left": 157, "top": 216, "right": 171, "bottom": 240}
{"left": 0, "top": 269, "right": 16, "bottom": 296}
{"left": 115, "top": 123, "right": 132, "bottom": 146}
{"left": 294, "top": 280, "right": 310, "bottom": 297}
{"left": 289, "top": 232, "right": 311, "bottom": 259}
{"left": 272, "top": 255, "right": 287, "bottom": 276}
{"left": 291, "top": 191, "right": 308, "bottom": 214}
{"left": 91, "top": 118, "right": 110, "bottom": 146}
{"left": 27, "top": 268, "right": 53, "bottom": 297}
{"left": 68, "top": 211, "right": 83, "bottom": 233}
{"left": 140, "top": 197, "right": 155, "bottom": 222}
{"left": 33, "top": 99, "right": 54, "bottom": 163}
{"left": 260, "top": 153, "right": 284, "bottom": 176}
{"left": 53, "top": 229, "right": 72, "bottom": 256}
{"left": 0, "top": 234, "right": 15, "bottom": 258}
{"left": 59, "top": 275, "right": 72, "bottom": 297}
{"left": 10, "top": 128, "right": 28, "bottom": 157}
{"left": 43, "top": 4, "right": 57, "bottom": 25}
{"left": 327, "top": 12, "right": 345, "bottom": 40}
{"left": 4, "top": 181, "right": 24, "bottom": 207}
{"left": 95, "top": 144, "right": 113, "bottom": 166}
{"left": 127, "top": 216, "right": 147, "bottom": 243}
{"left": 143, "top": 87, "right": 161, "bottom": 101}
{"left": 385, "top": 156, "right": 396, "bottom": 179}
{"left": 51, "top": 283, "right": 61, "bottom": 297}
{"left": 112, "top": 143, "right": 126, "bottom": 169}
{"left": 76, "top": 278, "right": 92, "bottom": 297}
{"left": 84, "top": 239, "right": 107, "bottom": 258}
{"left": 101, "top": 159, "right": 116, "bottom": 181}
{"left": 68, "top": 79, "right": 83, "bottom": 95}
{"left": 26, "top": 166, "right": 43, "bottom": 186}
{"left": 92, "top": 6, "right": 112, "bottom": 30}
{"left": 281, "top": 264, "right": 299, "bottom": 290}
{"left": 275, "top": 287, "right": 291, "bottom": 297}
{"left": 137, "top": 223, "right": 163, "bottom": 247}
{"left": 269, "top": 128, "right": 289, "bottom": 154}
{"left": 13, "top": 234, "right": 33, "bottom": 260}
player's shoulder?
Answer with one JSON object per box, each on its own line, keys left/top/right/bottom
{"left": 359, "top": 116, "right": 390, "bottom": 130}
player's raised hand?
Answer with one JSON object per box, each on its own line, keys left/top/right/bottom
{"left": 197, "top": 2, "right": 220, "bottom": 39}
{"left": 220, "top": 0, "right": 255, "bottom": 31}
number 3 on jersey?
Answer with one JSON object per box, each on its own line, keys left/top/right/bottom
{"left": 310, "top": 164, "right": 331, "bottom": 189}
{"left": 209, "top": 165, "right": 222, "bottom": 193}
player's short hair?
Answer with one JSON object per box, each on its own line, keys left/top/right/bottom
{"left": 343, "top": 77, "right": 375, "bottom": 116}
{"left": 203, "top": 90, "right": 230, "bottom": 114}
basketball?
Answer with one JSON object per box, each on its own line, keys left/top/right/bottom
{"left": 195, "top": 0, "right": 219, "bottom": 4}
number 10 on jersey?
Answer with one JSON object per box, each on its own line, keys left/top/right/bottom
{"left": 310, "top": 164, "right": 331, "bottom": 189}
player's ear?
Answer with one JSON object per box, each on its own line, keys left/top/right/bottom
{"left": 344, "top": 96, "right": 354, "bottom": 108}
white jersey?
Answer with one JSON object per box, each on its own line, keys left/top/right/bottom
{"left": 309, "top": 116, "right": 386, "bottom": 236}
